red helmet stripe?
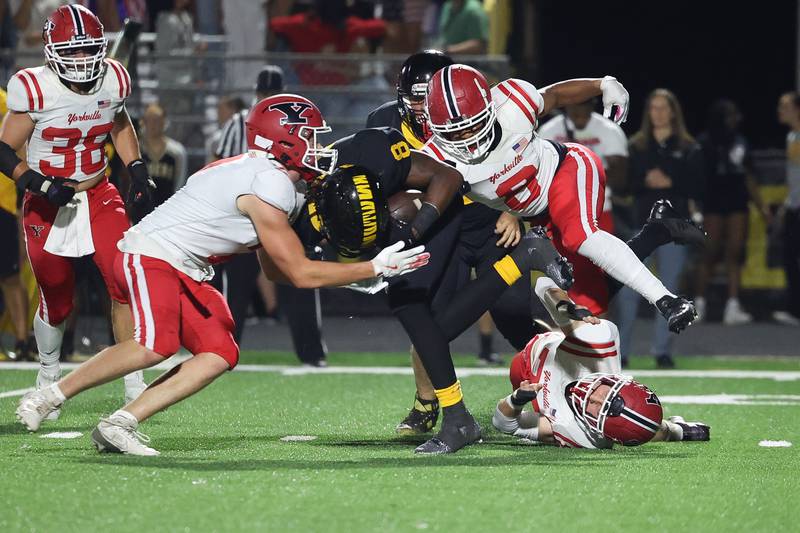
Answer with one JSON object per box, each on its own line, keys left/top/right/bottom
{"left": 23, "top": 70, "right": 45, "bottom": 110}
{"left": 15, "top": 72, "right": 35, "bottom": 111}
{"left": 497, "top": 82, "right": 534, "bottom": 125}
{"left": 440, "top": 66, "right": 459, "bottom": 119}
{"left": 506, "top": 79, "right": 540, "bottom": 115}
{"left": 68, "top": 4, "right": 84, "bottom": 36}
{"left": 106, "top": 59, "right": 125, "bottom": 98}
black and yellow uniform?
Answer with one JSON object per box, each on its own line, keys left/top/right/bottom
{"left": 366, "top": 101, "right": 537, "bottom": 350}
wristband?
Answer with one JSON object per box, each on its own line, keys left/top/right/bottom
{"left": 17, "top": 169, "right": 48, "bottom": 194}
{"left": 127, "top": 159, "right": 148, "bottom": 181}
{"left": 0, "top": 141, "right": 22, "bottom": 177}
{"left": 410, "top": 201, "right": 440, "bottom": 241}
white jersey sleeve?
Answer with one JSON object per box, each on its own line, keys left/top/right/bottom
{"left": 595, "top": 115, "right": 628, "bottom": 157}
{"left": 6, "top": 71, "right": 35, "bottom": 113}
{"left": 251, "top": 167, "right": 299, "bottom": 216}
{"left": 494, "top": 78, "right": 545, "bottom": 127}
{"left": 101, "top": 58, "right": 132, "bottom": 112}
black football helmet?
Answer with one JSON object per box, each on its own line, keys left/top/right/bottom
{"left": 312, "top": 165, "right": 390, "bottom": 259}
{"left": 397, "top": 50, "right": 454, "bottom": 142}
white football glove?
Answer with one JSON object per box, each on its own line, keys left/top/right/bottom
{"left": 343, "top": 277, "right": 389, "bottom": 295}
{"left": 600, "top": 75, "right": 630, "bottom": 124}
{"left": 371, "top": 241, "right": 430, "bottom": 278}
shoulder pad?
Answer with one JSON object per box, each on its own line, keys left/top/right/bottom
{"left": 103, "top": 59, "right": 132, "bottom": 100}
{"left": 7, "top": 69, "right": 48, "bottom": 112}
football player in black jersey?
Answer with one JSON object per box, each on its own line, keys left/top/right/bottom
{"left": 366, "top": 50, "right": 540, "bottom": 438}
{"left": 305, "top": 156, "right": 573, "bottom": 454}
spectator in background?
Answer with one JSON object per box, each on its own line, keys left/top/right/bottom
{"left": 694, "top": 100, "right": 768, "bottom": 325}
{"left": 0, "top": 87, "right": 32, "bottom": 361}
{"left": 539, "top": 99, "right": 629, "bottom": 236}
{"left": 0, "top": 0, "right": 32, "bottom": 83}
{"left": 138, "top": 103, "right": 187, "bottom": 217}
{"left": 382, "top": 0, "right": 427, "bottom": 53}
{"left": 270, "top": 0, "right": 387, "bottom": 131}
{"left": 206, "top": 95, "right": 247, "bottom": 164}
{"left": 438, "top": 0, "right": 489, "bottom": 55}
{"left": 616, "top": 89, "right": 704, "bottom": 369}
{"left": 155, "top": 0, "right": 203, "bottom": 143}
{"left": 221, "top": 0, "right": 267, "bottom": 95}
{"left": 774, "top": 92, "right": 800, "bottom": 327}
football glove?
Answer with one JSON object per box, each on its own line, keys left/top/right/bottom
{"left": 371, "top": 241, "right": 430, "bottom": 278}
{"left": 601, "top": 76, "right": 630, "bottom": 124}
{"left": 127, "top": 159, "right": 156, "bottom": 207}
{"left": 18, "top": 169, "right": 76, "bottom": 207}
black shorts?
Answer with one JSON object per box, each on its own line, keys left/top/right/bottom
{"left": 0, "top": 208, "right": 20, "bottom": 278}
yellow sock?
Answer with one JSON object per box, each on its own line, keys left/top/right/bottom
{"left": 434, "top": 380, "right": 463, "bottom": 408}
{"left": 493, "top": 256, "right": 522, "bottom": 286}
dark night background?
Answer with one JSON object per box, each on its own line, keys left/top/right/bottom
{"left": 526, "top": 1, "right": 795, "bottom": 149}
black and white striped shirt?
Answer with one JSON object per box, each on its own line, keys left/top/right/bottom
{"left": 215, "top": 110, "right": 248, "bottom": 159}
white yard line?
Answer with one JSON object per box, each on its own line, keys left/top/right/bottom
{"left": 1, "top": 361, "right": 799, "bottom": 380}
{"left": 0, "top": 386, "right": 35, "bottom": 399}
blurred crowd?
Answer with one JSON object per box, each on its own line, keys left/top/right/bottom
{"left": 1, "top": 0, "right": 800, "bottom": 366}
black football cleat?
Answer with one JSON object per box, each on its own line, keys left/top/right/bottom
{"left": 656, "top": 295, "right": 697, "bottom": 334}
{"left": 669, "top": 416, "right": 710, "bottom": 441}
{"left": 396, "top": 395, "right": 439, "bottom": 436}
{"left": 414, "top": 405, "right": 482, "bottom": 454}
{"left": 655, "top": 354, "right": 676, "bottom": 369}
{"left": 647, "top": 199, "right": 706, "bottom": 247}
{"left": 510, "top": 227, "right": 574, "bottom": 290}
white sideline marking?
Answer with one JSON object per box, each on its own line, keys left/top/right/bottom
{"left": 280, "top": 435, "right": 318, "bottom": 442}
{"left": 1, "top": 362, "right": 799, "bottom": 381}
{"left": 660, "top": 394, "right": 800, "bottom": 406}
{"left": 0, "top": 387, "right": 35, "bottom": 398}
{"left": 759, "top": 440, "right": 792, "bottom": 447}
{"left": 40, "top": 431, "right": 82, "bottom": 439}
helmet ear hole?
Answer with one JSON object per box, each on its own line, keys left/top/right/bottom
{"left": 607, "top": 395, "right": 625, "bottom": 417}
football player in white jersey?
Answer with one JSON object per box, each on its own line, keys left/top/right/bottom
{"left": 0, "top": 5, "right": 149, "bottom": 408}
{"left": 423, "top": 65, "right": 696, "bottom": 331}
{"left": 16, "top": 95, "right": 430, "bottom": 456}
{"left": 492, "top": 276, "right": 710, "bottom": 449}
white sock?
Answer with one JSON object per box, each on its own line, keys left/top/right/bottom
{"left": 33, "top": 313, "right": 64, "bottom": 375}
{"left": 578, "top": 231, "right": 674, "bottom": 305}
{"left": 112, "top": 409, "right": 139, "bottom": 426}
{"left": 123, "top": 371, "right": 146, "bottom": 392}
{"left": 48, "top": 383, "right": 67, "bottom": 404}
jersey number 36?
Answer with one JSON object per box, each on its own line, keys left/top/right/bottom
{"left": 40, "top": 122, "right": 114, "bottom": 178}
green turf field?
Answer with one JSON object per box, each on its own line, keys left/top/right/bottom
{"left": 1, "top": 352, "right": 798, "bottom": 532}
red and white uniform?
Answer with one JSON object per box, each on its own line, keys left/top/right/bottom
{"left": 6, "top": 59, "right": 132, "bottom": 325}
{"left": 114, "top": 152, "right": 306, "bottom": 367}
{"left": 508, "top": 321, "right": 622, "bottom": 449}
{"left": 538, "top": 111, "right": 628, "bottom": 232}
{"left": 424, "top": 79, "right": 610, "bottom": 313}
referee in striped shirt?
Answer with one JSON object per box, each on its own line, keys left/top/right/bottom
{"left": 212, "top": 65, "right": 329, "bottom": 366}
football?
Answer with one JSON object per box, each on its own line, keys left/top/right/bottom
{"left": 388, "top": 190, "right": 423, "bottom": 224}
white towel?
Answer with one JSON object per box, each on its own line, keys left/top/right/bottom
{"left": 44, "top": 191, "right": 96, "bottom": 257}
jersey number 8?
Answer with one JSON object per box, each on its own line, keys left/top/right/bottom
{"left": 390, "top": 141, "right": 411, "bottom": 161}
{"left": 39, "top": 122, "right": 114, "bottom": 178}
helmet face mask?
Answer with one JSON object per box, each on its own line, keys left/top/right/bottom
{"left": 426, "top": 64, "right": 498, "bottom": 164}
{"left": 43, "top": 6, "right": 107, "bottom": 84}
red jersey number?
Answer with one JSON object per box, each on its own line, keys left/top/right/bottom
{"left": 39, "top": 122, "right": 114, "bottom": 178}
{"left": 495, "top": 164, "right": 541, "bottom": 211}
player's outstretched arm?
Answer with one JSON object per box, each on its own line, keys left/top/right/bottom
{"left": 241, "top": 194, "right": 429, "bottom": 289}
{"left": 492, "top": 381, "right": 554, "bottom": 443}
{"left": 540, "top": 76, "right": 629, "bottom": 124}
{"left": 403, "top": 150, "right": 463, "bottom": 240}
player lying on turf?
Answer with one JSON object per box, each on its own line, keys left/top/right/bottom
{"left": 492, "top": 276, "right": 710, "bottom": 448}
{"left": 15, "top": 95, "right": 430, "bottom": 456}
